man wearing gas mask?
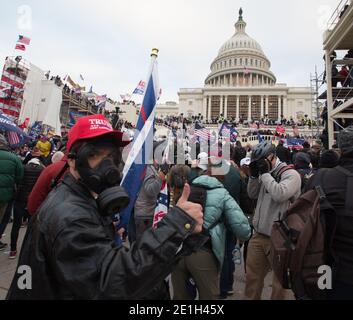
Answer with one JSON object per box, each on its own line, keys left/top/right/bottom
{"left": 7, "top": 115, "right": 204, "bottom": 300}
{"left": 244, "top": 141, "right": 301, "bottom": 300}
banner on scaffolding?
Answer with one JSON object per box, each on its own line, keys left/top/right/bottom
{"left": 0, "top": 57, "right": 29, "bottom": 120}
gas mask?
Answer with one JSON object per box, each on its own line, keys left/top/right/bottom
{"left": 75, "top": 143, "right": 130, "bottom": 217}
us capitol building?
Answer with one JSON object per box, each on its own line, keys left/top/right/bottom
{"left": 158, "top": 9, "right": 313, "bottom": 123}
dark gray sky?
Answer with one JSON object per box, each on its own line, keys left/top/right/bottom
{"left": 0, "top": 0, "right": 342, "bottom": 103}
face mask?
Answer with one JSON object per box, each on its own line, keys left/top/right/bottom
{"left": 75, "top": 145, "right": 130, "bottom": 217}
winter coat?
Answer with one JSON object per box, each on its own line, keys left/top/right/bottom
{"left": 15, "top": 163, "right": 45, "bottom": 206}
{"left": 27, "top": 159, "right": 68, "bottom": 215}
{"left": 306, "top": 153, "right": 353, "bottom": 286}
{"left": 0, "top": 149, "right": 24, "bottom": 203}
{"left": 134, "top": 165, "right": 163, "bottom": 220}
{"left": 192, "top": 176, "right": 251, "bottom": 268}
{"left": 248, "top": 162, "right": 301, "bottom": 237}
{"left": 7, "top": 174, "right": 203, "bottom": 300}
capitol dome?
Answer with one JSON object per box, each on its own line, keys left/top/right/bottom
{"left": 205, "top": 8, "right": 277, "bottom": 87}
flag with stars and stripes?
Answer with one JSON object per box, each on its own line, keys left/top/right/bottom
{"left": 152, "top": 181, "right": 169, "bottom": 229}
{"left": 194, "top": 122, "right": 210, "bottom": 142}
{"left": 117, "top": 50, "right": 160, "bottom": 229}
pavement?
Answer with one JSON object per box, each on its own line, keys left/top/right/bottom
{"left": 0, "top": 223, "right": 293, "bottom": 300}
{"left": 0, "top": 223, "right": 26, "bottom": 300}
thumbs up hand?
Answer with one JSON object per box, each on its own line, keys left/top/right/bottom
{"left": 176, "top": 184, "right": 204, "bottom": 234}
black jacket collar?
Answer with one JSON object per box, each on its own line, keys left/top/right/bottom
{"left": 62, "top": 174, "right": 96, "bottom": 202}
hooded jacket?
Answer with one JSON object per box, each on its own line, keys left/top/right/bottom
{"left": 192, "top": 176, "right": 251, "bottom": 267}
{"left": 248, "top": 162, "right": 301, "bottom": 237}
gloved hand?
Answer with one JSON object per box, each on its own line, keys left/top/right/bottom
{"left": 249, "top": 162, "right": 259, "bottom": 178}
{"left": 257, "top": 158, "right": 271, "bottom": 175}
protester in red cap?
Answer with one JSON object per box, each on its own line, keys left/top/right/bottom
{"left": 7, "top": 115, "right": 204, "bottom": 300}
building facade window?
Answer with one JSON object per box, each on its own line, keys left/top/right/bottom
{"left": 239, "top": 96, "right": 248, "bottom": 119}
{"left": 268, "top": 96, "right": 279, "bottom": 120}
{"left": 251, "top": 96, "right": 261, "bottom": 120}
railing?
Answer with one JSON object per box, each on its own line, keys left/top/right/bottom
{"left": 327, "top": 0, "right": 351, "bottom": 31}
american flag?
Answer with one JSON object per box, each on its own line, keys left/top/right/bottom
{"left": 244, "top": 66, "right": 250, "bottom": 75}
{"left": 153, "top": 181, "right": 169, "bottom": 229}
{"left": 7, "top": 131, "right": 20, "bottom": 146}
{"left": 194, "top": 122, "right": 210, "bottom": 142}
{"left": 276, "top": 125, "right": 286, "bottom": 135}
{"left": 15, "top": 44, "right": 26, "bottom": 51}
{"left": 18, "top": 35, "right": 31, "bottom": 45}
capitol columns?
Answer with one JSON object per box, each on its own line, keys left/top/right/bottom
{"left": 220, "top": 95, "right": 224, "bottom": 115}
{"left": 248, "top": 96, "right": 252, "bottom": 121}
{"left": 224, "top": 95, "right": 228, "bottom": 119}
{"left": 203, "top": 96, "right": 208, "bottom": 119}
{"left": 283, "top": 96, "right": 288, "bottom": 119}
{"left": 236, "top": 95, "right": 240, "bottom": 121}
{"left": 261, "top": 95, "right": 265, "bottom": 118}
{"left": 265, "top": 95, "right": 269, "bottom": 116}
{"left": 207, "top": 96, "right": 212, "bottom": 120}
{"left": 278, "top": 96, "right": 282, "bottom": 121}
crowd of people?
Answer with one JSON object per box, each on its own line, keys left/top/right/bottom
{"left": 0, "top": 113, "right": 353, "bottom": 300}
{"left": 157, "top": 114, "right": 321, "bottom": 130}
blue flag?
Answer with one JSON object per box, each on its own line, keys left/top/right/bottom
{"left": 69, "top": 112, "right": 86, "bottom": 128}
{"left": 219, "top": 122, "right": 238, "bottom": 143}
{"left": 28, "top": 121, "right": 43, "bottom": 138}
{"left": 0, "top": 113, "right": 32, "bottom": 148}
{"left": 118, "top": 53, "right": 160, "bottom": 229}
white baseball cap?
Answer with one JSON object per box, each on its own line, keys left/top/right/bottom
{"left": 240, "top": 157, "right": 251, "bottom": 167}
{"left": 197, "top": 152, "right": 209, "bottom": 171}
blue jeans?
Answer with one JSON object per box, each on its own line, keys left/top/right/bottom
{"left": 220, "top": 230, "right": 236, "bottom": 296}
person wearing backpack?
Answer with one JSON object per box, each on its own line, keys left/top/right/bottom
{"left": 294, "top": 152, "right": 313, "bottom": 192}
{"left": 171, "top": 159, "right": 251, "bottom": 300}
{"left": 245, "top": 141, "right": 301, "bottom": 300}
{"left": 305, "top": 126, "right": 353, "bottom": 300}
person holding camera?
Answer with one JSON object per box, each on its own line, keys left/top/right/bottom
{"left": 7, "top": 115, "right": 204, "bottom": 300}
{"left": 244, "top": 142, "right": 301, "bottom": 300}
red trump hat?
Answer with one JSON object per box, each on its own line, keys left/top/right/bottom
{"left": 67, "top": 115, "right": 131, "bottom": 151}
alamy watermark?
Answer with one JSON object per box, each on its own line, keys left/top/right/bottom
{"left": 17, "top": 265, "right": 32, "bottom": 290}
{"left": 17, "top": 5, "right": 32, "bottom": 31}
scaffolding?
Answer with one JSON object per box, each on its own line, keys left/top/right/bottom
{"left": 310, "top": 67, "right": 325, "bottom": 138}
{"left": 0, "top": 56, "right": 30, "bottom": 121}
{"left": 323, "top": 0, "right": 353, "bottom": 147}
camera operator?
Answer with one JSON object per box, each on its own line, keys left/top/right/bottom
{"left": 7, "top": 115, "right": 204, "bottom": 300}
{"left": 244, "top": 142, "right": 301, "bottom": 300}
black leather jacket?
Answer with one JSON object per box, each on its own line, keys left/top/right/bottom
{"left": 7, "top": 174, "right": 202, "bottom": 300}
